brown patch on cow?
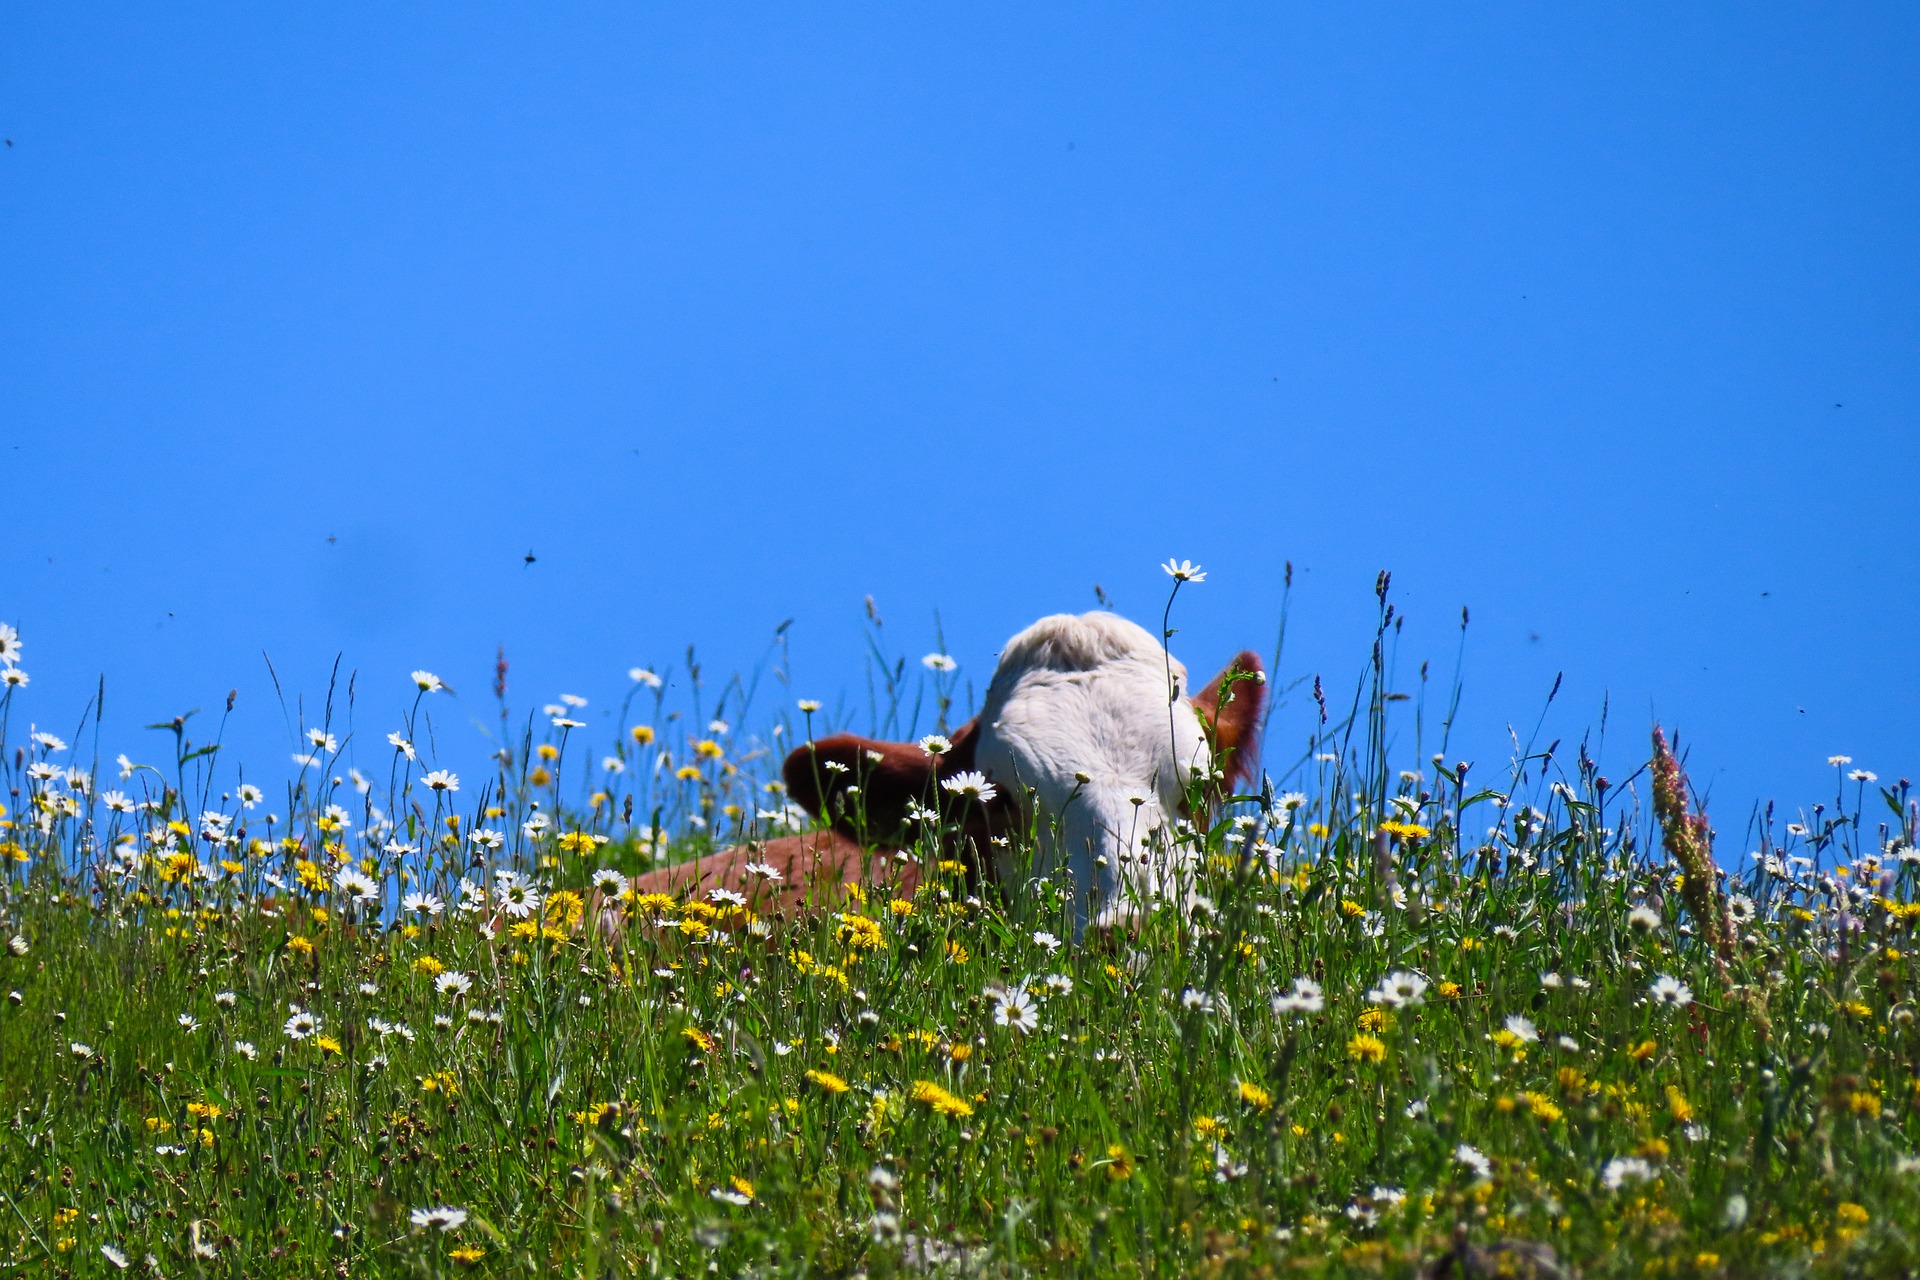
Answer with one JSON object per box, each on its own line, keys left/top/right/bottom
{"left": 623, "top": 829, "right": 917, "bottom": 918}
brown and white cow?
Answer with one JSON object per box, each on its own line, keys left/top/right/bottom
{"left": 625, "top": 611, "right": 1263, "bottom": 934}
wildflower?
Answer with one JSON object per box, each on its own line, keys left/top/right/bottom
{"left": 1106, "top": 1143, "right": 1136, "bottom": 1179}
{"left": 1238, "top": 1080, "right": 1274, "bottom": 1111}
{"left": 435, "top": 971, "right": 473, "bottom": 998}
{"left": 910, "top": 1079, "right": 974, "bottom": 1117}
{"left": 1602, "top": 1156, "right": 1655, "bottom": 1190}
{"left": 101, "top": 1245, "right": 129, "bottom": 1270}
{"left": 411, "top": 670, "right": 444, "bottom": 692}
{"left": 423, "top": 770, "right": 459, "bottom": 793}
{"left": 922, "top": 653, "right": 958, "bottom": 673}
{"left": 992, "top": 987, "right": 1039, "bottom": 1033}
{"left": 1272, "top": 976, "right": 1325, "bottom": 1015}
{"left": 1044, "top": 973, "right": 1074, "bottom": 996}
{"left": 1851, "top": 769, "right": 1878, "bottom": 783}
{"left": 450, "top": 1246, "right": 486, "bottom": 1266}
{"left": 410, "top": 1205, "right": 469, "bottom": 1232}
{"left": 1837, "top": 1202, "right": 1870, "bottom": 1226}
{"left": 234, "top": 1041, "right": 257, "bottom": 1060}
{"left": 1503, "top": 1015, "right": 1538, "bottom": 1043}
{"left": 498, "top": 880, "right": 541, "bottom": 918}
{"left": 805, "top": 1068, "right": 850, "bottom": 1094}
{"left": 941, "top": 771, "right": 998, "bottom": 803}
{"left": 334, "top": 866, "right": 379, "bottom": 903}
{"left": 1627, "top": 905, "right": 1661, "bottom": 931}
{"left": 306, "top": 728, "right": 339, "bottom": 753}
{"left": 1032, "top": 930, "right": 1061, "bottom": 953}
{"left": 918, "top": 733, "right": 953, "bottom": 757}
{"left": 6, "top": 935, "right": 26, "bottom": 957}
{"left": 70, "top": 1042, "right": 95, "bottom": 1059}
{"left": 1454, "top": 1144, "right": 1492, "bottom": 1182}
{"left": 710, "top": 1183, "right": 752, "bottom": 1206}
{"left": 1647, "top": 974, "right": 1693, "bottom": 1008}
{"left": 591, "top": 869, "right": 630, "bottom": 897}
{"left": 1367, "top": 970, "right": 1428, "bottom": 1008}
{"left": 284, "top": 1008, "right": 319, "bottom": 1040}
{"left": 315, "top": 1035, "right": 343, "bottom": 1056}
{"left": 177, "top": 1013, "right": 199, "bottom": 1033}
{"left": 403, "top": 891, "right": 444, "bottom": 917}
{"left": 1162, "top": 558, "right": 1207, "bottom": 582}
{"left": 1347, "top": 1034, "right": 1387, "bottom": 1063}
{"left": 709, "top": 887, "right": 747, "bottom": 908}
{"left": 1181, "top": 988, "right": 1218, "bottom": 1014}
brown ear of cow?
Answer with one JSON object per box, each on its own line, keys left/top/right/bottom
{"left": 1192, "top": 651, "right": 1265, "bottom": 791}
{"left": 783, "top": 719, "right": 982, "bottom": 843}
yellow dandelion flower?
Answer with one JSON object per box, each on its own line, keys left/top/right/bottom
{"left": 1237, "top": 1080, "right": 1274, "bottom": 1111}
{"left": 414, "top": 955, "right": 445, "bottom": 977}
{"left": 675, "top": 765, "right": 702, "bottom": 781}
{"left": 631, "top": 724, "right": 655, "bottom": 744}
{"left": 1836, "top": 1203, "right": 1870, "bottom": 1226}
{"left": 1347, "top": 1034, "right": 1387, "bottom": 1064}
{"left": 805, "top": 1069, "right": 850, "bottom": 1094}
{"left": 683, "top": 1026, "right": 716, "bottom": 1054}
{"left": 286, "top": 934, "right": 315, "bottom": 955}
{"left": 910, "top": 1079, "right": 973, "bottom": 1117}
{"left": 1105, "top": 1143, "right": 1135, "bottom": 1180}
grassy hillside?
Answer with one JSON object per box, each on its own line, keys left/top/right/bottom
{"left": 0, "top": 606, "right": 1914, "bottom": 1278}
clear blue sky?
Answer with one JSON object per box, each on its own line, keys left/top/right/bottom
{"left": 5, "top": 5, "right": 1916, "bottom": 838}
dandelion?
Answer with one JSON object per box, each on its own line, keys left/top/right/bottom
{"left": 910, "top": 1079, "right": 974, "bottom": 1117}
{"left": 922, "top": 653, "right": 958, "bottom": 673}
{"left": 805, "top": 1068, "right": 850, "bottom": 1094}
{"left": 1238, "top": 1080, "right": 1274, "bottom": 1111}
{"left": 1162, "top": 558, "right": 1207, "bottom": 583}
{"left": 1347, "top": 1033, "right": 1387, "bottom": 1063}
{"left": 1647, "top": 974, "right": 1693, "bottom": 1008}
{"left": 410, "top": 1205, "right": 469, "bottom": 1232}
{"left": 423, "top": 769, "right": 459, "bottom": 793}
{"left": 941, "top": 771, "right": 998, "bottom": 803}
{"left": 411, "top": 670, "right": 445, "bottom": 692}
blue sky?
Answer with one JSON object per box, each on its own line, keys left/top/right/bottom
{"left": 4, "top": 5, "right": 1916, "bottom": 836}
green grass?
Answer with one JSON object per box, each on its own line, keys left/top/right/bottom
{"left": 0, "top": 593, "right": 1916, "bottom": 1278}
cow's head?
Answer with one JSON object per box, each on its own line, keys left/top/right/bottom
{"left": 784, "top": 611, "right": 1262, "bottom": 933}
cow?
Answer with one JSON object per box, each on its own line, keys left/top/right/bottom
{"left": 621, "top": 611, "right": 1264, "bottom": 935}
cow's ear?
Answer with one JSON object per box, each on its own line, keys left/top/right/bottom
{"left": 783, "top": 718, "right": 982, "bottom": 844}
{"left": 1191, "top": 651, "right": 1265, "bottom": 791}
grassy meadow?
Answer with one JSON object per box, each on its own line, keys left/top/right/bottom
{"left": 0, "top": 585, "right": 1916, "bottom": 1278}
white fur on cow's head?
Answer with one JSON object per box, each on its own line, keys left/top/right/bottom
{"left": 973, "top": 611, "right": 1211, "bottom": 934}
